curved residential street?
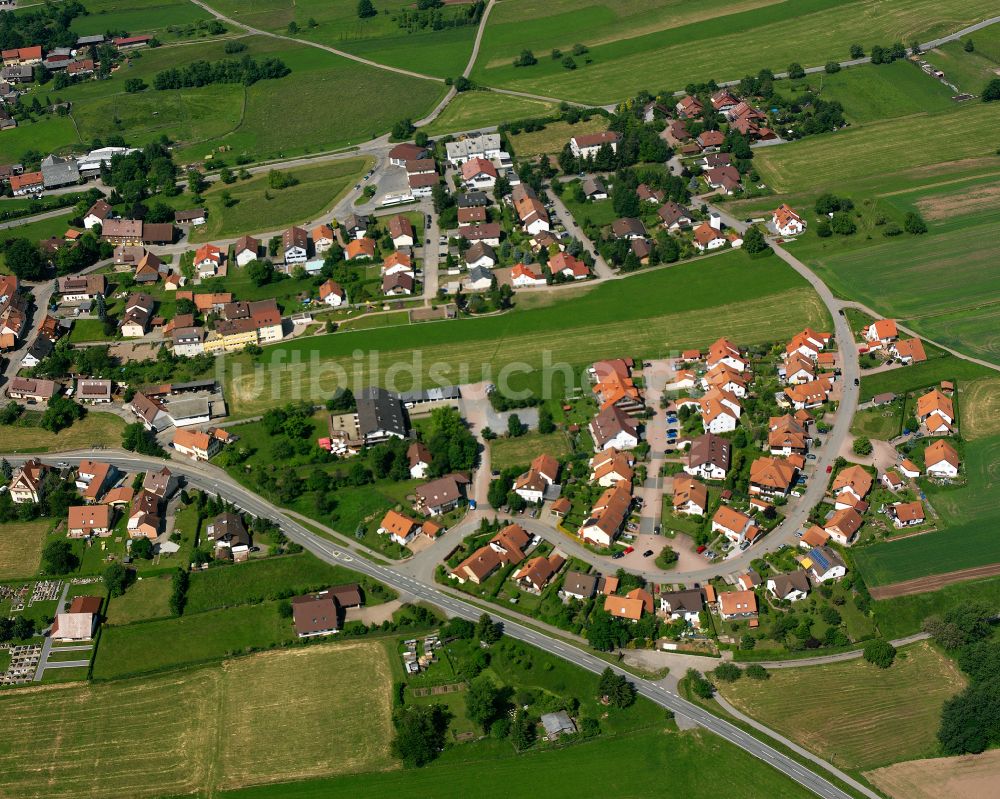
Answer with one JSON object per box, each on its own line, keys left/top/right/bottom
{"left": 11, "top": 11, "right": 1000, "bottom": 798}
{"left": 3, "top": 449, "right": 868, "bottom": 799}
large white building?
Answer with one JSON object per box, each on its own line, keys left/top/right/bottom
{"left": 445, "top": 133, "right": 502, "bottom": 166}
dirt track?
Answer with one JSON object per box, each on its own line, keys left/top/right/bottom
{"left": 870, "top": 562, "right": 1000, "bottom": 599}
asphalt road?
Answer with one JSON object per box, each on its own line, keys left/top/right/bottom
{"left": 7, "top": 449, "right": 864, "bottom": 799}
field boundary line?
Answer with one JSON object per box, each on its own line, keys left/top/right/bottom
{"left": 869, "top": 562, "right": 1000, "bottom": 599}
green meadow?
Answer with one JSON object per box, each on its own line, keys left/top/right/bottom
{"left": 68, "top": 0, "right": 212, "bottom": 36}
{"left": 471, "top": 0, "right": 999, "bottom": 102}
{"left": 754, "top": 100, "right": 1000, "bottom": 195}
{"left": 220, "top": 728, "right": 816, "bottom": 799}
{"left": 783, "top": 60, "right": 956, "bottom": 124}
{"left": 191, "top": 157, "right": 372, "bottom": 242}
{"left": 225, "top": 253, "right": 829, "bottom": 415}
{"left": 420, "top": 91, "right": 559, "bottom": 137}
{"left": 211, "top": 0, "right": 477, "bottom": 78}
{"left": 0, "top": 35, "right": 444, "bottom": 165}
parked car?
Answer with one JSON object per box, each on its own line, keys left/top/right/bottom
{"left": 623, "top": 546, "right": 635, "bottom": 555}
{"left": 806, "top": 454, "right": 817, "bottom": 460}
{"left": 696, "top": 545, "right": 706, "bottom": 553}
{"left": 853, "top": 378, "right": 860, "bottom": 386}
{"left": 612, "top": 551, "right": 625, "bottom": 559}
{"left": 643, "top": 549, "right": 654, "bottom": 557}
{"left": 826, "top": 465, "right": 833, "bottom": 473}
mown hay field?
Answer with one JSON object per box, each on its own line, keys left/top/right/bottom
{"left": 754, "top": 102, "right": 1000, "bottom": 195}
{"left": 0, "top": 642, "right": 395, "bottom": 799}
{"left": 0, "top": 520, "right": 50, "bottom": 579}
{"left": 718, "top": 642, "right": 966, "bottom": 770}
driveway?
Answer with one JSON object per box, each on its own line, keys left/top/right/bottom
{"left": 545, "top": 186, "right": 614, "bottom": 279}
{"left": 635, "top": 359, "right": 673, "bottom": 534}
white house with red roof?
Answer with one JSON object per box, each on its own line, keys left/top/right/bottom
{"left": 194, "top": 244, "right": 224, "bottom": 277}
{"left": 461, "top": 157, "right": 498, "bottom": 189}
{"left": 570, "top": 131, "right": 619, "bottom": 158}
{"left": 772, "top": 204, "right": 805, "bottom": 236}
{"left": 319, "top": 279, "right": 345, "bottom": 307}
{"left": 862, "top": 319, "right": 898, "bottom": 348}
{"left": 511, "top": 263, "right": 546, "bottom": 288}
{"left": 550, "top": 252, "right": 589, "bottom": 280}
{"left": 692, "top": 222, "right": 726, "bottom": 251}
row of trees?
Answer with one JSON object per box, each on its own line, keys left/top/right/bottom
{"left": 926, "top": 604, "right": 1000, "bottom": 754}
{"left": 0, "top": 1, "right": 85, "bottom": 52}
{"left": 152, "top": 56, "right": 290, "bottom": 90}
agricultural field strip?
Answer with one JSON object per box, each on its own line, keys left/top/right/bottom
{"left": 0, "top": 644, "right": 394, "bottom": 799}
{"left": 470, "top": 0, "right": 1000, "bottom": 102}
{"left": 718, "top": 642, "right": 966, "bottom": 770}
{"left": 228, "top": 288, "right": 827, "bottom": 415}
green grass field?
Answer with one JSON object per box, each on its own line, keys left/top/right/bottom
{"left": 762, "top": 169, "right": 1000, "bottom": 364}
{"left": 920, "top": 27, "right": 1000, "bottom": 94}
{"left": 0, "top": 36, "right": 444, "bottom": 165}
{"left": 0, "top": 642, "right": 395, "bottom": 798}
{"left": 219, "top": 726, "right": 815, "bottom": 799}
{"left": 0, "top": 519, "right": 51, "bottom": 579}
{"left": 854, "top": 433, "right": 1000, "bottom": 586}
{"left": 225, "top": 254, "right": 829, "bottom": 415}
{"left": 184, "top": 554, "right": 390, "bottom": 614}
{"left": 92, "top": 601, "right": 297, "bottom": 679}
{"left": 873, "top": 575, "right": 1000, "bottom": 639}
{"left": 850, "top": 402, "right": 903, "bottom": 441}
{"left": 860, "top": 355, "right": 995, "bottom": 402}
{"left": 191, "top": 157, "right": 372, "bottom": 242}
{"left": 471, "top": 0, "right": 999, "bottom": 102}
{"left": 490, "top": 430, "right": 572, "bottom": 471}
{"left": 784, "top": 60, "right": 956, "bottom": 124}
{"left": 69, "top": 0, "right": 213, "bottom": 36}
{"left": 718, "top": 642, "right": 965, "bottom": 770}
{"left": 211, "top": 0, "right": 476, "bottom": 78}
{"left": 420, "top": 91, "right": 558, "bottom": 137}
{"left": 509, "top": 117, "right": 610, "bottom": 158}
{"left": 754, "top": 100, "right": 999, "bottom": 195}
{"left": 105, "top": 574, "right": 173, "bottom": 625}
{"left": 0, "top": 412, "right": 125, "bottom": 453}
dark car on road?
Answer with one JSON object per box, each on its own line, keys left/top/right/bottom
{"left": 643, "top": 549, "right": 654, "bottom": 557}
